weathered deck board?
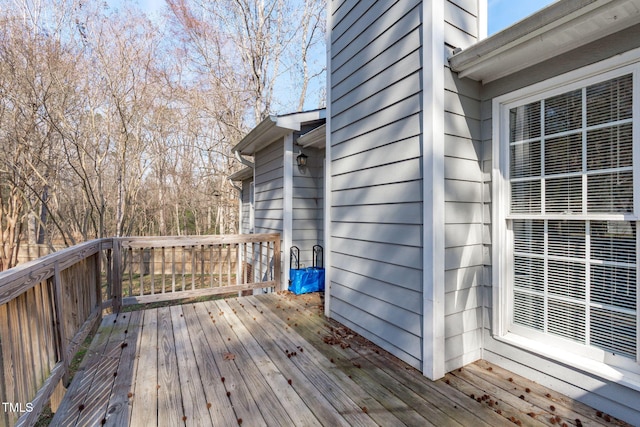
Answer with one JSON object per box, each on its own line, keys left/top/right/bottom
{"left": 190, "top": 301, "right": 267, "bottom": 426}
{"left": 129, "top": 309, "right": 158, "bottom": 426}
{"left": 104, "top": 310, "right": 142, "bottom": 427}
{"left": 170, "top": 305, "right": 212, "bottom": 426}
{"left": 156, "top": 306, "right": 183, "bottom": 427}
{"left": 225, "top": 297, "right": 370, "bottom": 427}
{"left": 214, "top": 299, "right": 322, "bottom": 427}
{"left": 51, "top": 292, "right": 630, "bottom": 427}
{"left": 261, "top": 293, "right": 486, "bottom": 427}
{"left": 205, "top": 299, "right": 297, "bottom": 426}
{"left": 179, "top": 303, "right": 237, "bottom": 426}
{"left": 52, "top": 312, "right": 132, "bottom": 426}
{"left": 245, "top": 295, "right": 411, "bottom": 426}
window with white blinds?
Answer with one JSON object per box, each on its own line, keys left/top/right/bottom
{"left": 507, "top": 73, "right": 638, "bottom": 361}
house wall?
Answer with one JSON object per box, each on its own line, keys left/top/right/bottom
{"left": 240, "top": 179, "right": 253, "bottom": 234}
{"left": 254, "top": 140, "right": 284, "bottom": 235}
{"left": 254, "top": 140, "right": 284, "bottom": 283}
{"left": 329, "top": 0, "right": 424, "bottom": 368}
{"left": 442, "top": 0, "right": 485, "bottom": 373}
{"left": 292, "top": 147, "right": 324, "bottom": 268}
{"left": 329, "top": 0, "right": 484, "bottom": 372}
{"left": 479, "top": 24, "right": 640, "bottom": 423}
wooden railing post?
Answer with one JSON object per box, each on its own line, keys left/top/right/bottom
{"left": 106, "top": 246, "right": 113, "bottom": 305}
{"left": 274, "top": 236, "right": 282, "bottom": 291}
{"left": 112, "top": 238, "right": 122, "bottom": 312}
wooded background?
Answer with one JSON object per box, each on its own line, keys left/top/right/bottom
{"left": 0, "top": 0, "right": 325, "bottom": 270}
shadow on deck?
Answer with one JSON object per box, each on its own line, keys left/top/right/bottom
{"left": 51, "top": 292, "right": 629, "bottom": 426}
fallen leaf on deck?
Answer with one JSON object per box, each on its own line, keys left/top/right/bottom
{"left": 223, "top": 352, "right": 236, "bottom": 360}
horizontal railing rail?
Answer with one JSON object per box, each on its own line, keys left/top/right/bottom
{"left": 0, "top": 233, "right": 280, "bottom": 427}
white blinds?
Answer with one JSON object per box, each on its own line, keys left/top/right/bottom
{"left": 508, "top": 74, "right": 637, "bottom": 360}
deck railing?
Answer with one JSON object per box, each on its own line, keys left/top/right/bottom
{"left": 113, "top": 234, "right": 281, "bottom": 309}
{"left": 0, "top": 233, "right": 280, "bottom": 427}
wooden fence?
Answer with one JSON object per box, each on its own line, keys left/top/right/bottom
{"left": 0, "top": 233, "right": 280, "bottom": 427}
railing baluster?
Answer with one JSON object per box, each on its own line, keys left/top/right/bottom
{"left": 10, "top": 296, "right": 26, "bottom": 405}
{"left": 274, "top": 236, "right": 281, "bottom": 290}
{"left": 227, "top": 244, "right": 231, "bottom": 287}
{"left": 172, "top": 246, "right": 176, "bottom": 293}
{"left": 113, "top": 240, "right": 122, "bottom": 311}
{"left": 243, "top": 242, "right": 248, "bottom": 285}
{"left": 106, "top": 248, "right": 113, "bottom": 303}
{"left": 128, "top": 247, "right": 133, "bottom": 297}
{"left": 209, "top": 245, "right": 214, "bottom": 288}
{"left": 139, "top": 247, "right": 144, "bottom": 297}
{"left": 258, "top": 242, "right": 263, "bottom": 285}
{"left": 150, "top": 247, "right": 155, "bottom": 295}
{"left": 200, "top": 245, "right": 205, "bottom": 289}
{"left": 181, "top": 246, "right": 186, "bottom": 292}
{"left": 37, "top": 280, "right": 54, "bottom": 375}
{"left": 191, "top": 246, "right": 196, "bottom": 291}
{"left": 52, "top": 262, "right": 69, "bottom": 385}
{"left": 162, "top": 246, "right": 166, "bottom": 293}
{"left": 0, "top": 302, "right": 14, "bottom": 427}
{"left": 26, "top": 287, "right": 42, "bottom": 391}
{"left": 218, "top": 244, "right": 222, "bottom": 287}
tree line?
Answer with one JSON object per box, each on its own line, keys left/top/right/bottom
{"left": 0, "top": 0, "right": 325, "bottom": 270}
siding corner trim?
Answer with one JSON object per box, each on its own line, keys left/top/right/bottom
{"left": 422, "top": 0, "right": 446, "bottom": 380}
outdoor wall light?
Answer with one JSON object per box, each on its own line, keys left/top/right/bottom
{"left": 296, "top": 151, "right": 308, "bottom": 167}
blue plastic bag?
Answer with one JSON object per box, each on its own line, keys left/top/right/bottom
{"left": 289, "top": 267, "right": 325, "bottom": 295}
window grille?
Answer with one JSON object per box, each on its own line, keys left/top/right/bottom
{"left": 508, "top": 74, "right": 637, "bottom": 359}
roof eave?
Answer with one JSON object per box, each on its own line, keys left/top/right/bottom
{"left": 298, "top": 124, "right": 326, "bottom": 149}
{"left": 449, "top": 0, "right": 640, "bottom": 84}
{"left": 228, "top": 166, "right": 254, "bottom": 182}
{"left": 232, "top": 109, "right": 326, "bottom": 155}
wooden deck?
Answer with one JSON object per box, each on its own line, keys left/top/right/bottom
{"left": 51, "top": 292, "right": 629, "bottom": 426}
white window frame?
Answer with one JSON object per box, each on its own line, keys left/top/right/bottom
{"left": 492, "top": 48, "right": 640, "bottom": 390}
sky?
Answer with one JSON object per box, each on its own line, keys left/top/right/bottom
{"left": 109, "top": 0, "right": 559, "bottom": 35}
{"left": 488, "top": 0, "right": 558, "bottom": 35}
{"left": 103, "top": 0, "right": 560, "bottom": 111}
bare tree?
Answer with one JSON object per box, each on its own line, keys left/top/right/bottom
{"left": 0, "top": 0, "right": 325, "bottom": 263}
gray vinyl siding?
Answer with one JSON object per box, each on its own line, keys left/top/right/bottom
{"left": 240, "top": 179, "right": 253, "bottom": 234}
{"left": 442, "top": 0, "right": 484, "bottom": 372}
{"left": 329, "top": 0, "right": 424, "bottom": 369}
{"left": 480, "top": 26, "right": 640, "bottom": 423}
{"left": 254, "top": 140, "right": 284, "bottom": 235}
{"left": 292, "top": 148, "right": 324, "bottom": 268}
{"left": 253, "top": 140, "right": 284, "bottom": 285}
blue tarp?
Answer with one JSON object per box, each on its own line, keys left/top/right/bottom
{"left": 289, "top": 267, "right": 325, "bottom": 295}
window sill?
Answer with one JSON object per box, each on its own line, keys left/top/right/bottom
{"left": 493, "top": 332, "right": 640, "bottom": 393}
